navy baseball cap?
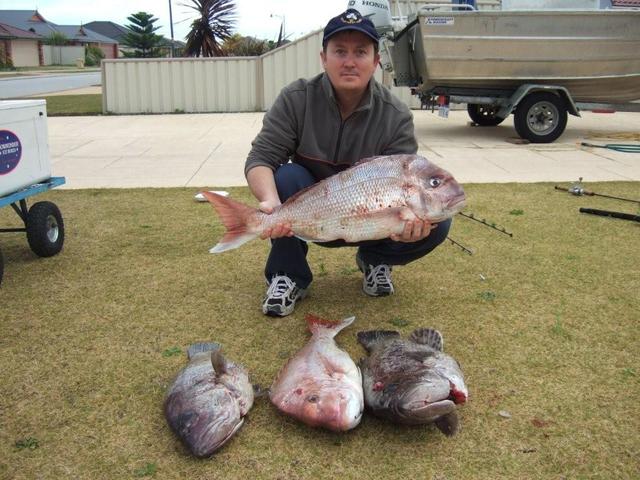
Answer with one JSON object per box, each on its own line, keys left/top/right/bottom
{"left": 322, "top": 9, "right": 380, "bottom": 47}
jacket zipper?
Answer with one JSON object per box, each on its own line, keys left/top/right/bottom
{"left": 333, "top": 119, "right": 346, "bottom": 162}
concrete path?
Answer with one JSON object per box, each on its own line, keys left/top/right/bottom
{"left": 48, "top": 109, "right": 640, "bottom": 189}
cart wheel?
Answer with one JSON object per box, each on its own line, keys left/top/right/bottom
{"left": 26, "top": 201, "right": 65, "bottom": 257}
{"left": 467, "top": 103, "right": 505, "bottom": 126}
{"left": 514, "top": 92, "right": 567, "bottom": 143}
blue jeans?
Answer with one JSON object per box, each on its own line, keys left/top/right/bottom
{"left": 265, "top": 163, "right": 451, "bottom": 289}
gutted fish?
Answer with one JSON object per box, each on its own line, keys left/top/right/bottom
{"left": 270, "top": 315, "right": 364, "bottom": 432}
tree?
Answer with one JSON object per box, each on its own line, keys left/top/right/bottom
{"left": 222, "top": 34, "right": 269, "bottom": 56}
{"left": 43, "top": 32, "right": 68, "bottom": 46}
{"left": 85, "top": 45, "right": 105, "bottom": 67}
{"left": 122, "top": 12, "right": 164, "bottom": 58}
{"left": 183, "top": 0, "right": 236, "bottom": 57}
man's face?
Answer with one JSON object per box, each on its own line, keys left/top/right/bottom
{"left": 321, "top": 31, "right": 380, "bottom": 96}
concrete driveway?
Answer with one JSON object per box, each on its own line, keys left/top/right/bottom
{"left": 48, "top": 109, "right": 640, "bottom": 189}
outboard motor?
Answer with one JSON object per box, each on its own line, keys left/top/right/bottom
{"left": 346, "top": 0, "right": 402, "bottom": 73}
{"left": 347, "top": 0, "right": 394, "bottom": 34}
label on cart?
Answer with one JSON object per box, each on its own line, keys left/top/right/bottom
{"left": 425, "top": 17, "right": 454, "bottom": 26}
{"left": 0, "top": 130, "right": 22, "bottom": 176}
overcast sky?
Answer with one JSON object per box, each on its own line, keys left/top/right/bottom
{"left": 10, "top": 0, "right": 350, "bottom": 42}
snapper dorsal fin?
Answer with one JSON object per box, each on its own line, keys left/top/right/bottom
{"left": 409, "top": 328, "right": 443, "bottom": 351}
{"left": 356, "top": 330, "right": 400, "bottom": 352}
{"left": 210, "top": 350, "right": 227, "bottom": 375}
{"left": 187, "top": 342, "right": 221, "bottom": 360}
{"left": 305, "top": 314, "right": 355, "bottom": 338}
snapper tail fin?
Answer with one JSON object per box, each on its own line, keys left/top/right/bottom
{"left": 305, "top": 314, "right": 355, "bottom": 338}
{"left": 202, "top": 191, "right": 260, "bottom": 253}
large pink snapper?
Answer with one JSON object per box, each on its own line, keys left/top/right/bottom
{"left": 202, "top": 154, "right": 465, "bottom": 253}
{"left": 269, "top": 314, "right": 364, "bottom": 432}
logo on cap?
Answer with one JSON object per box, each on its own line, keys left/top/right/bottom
{"left": 342, "top": 11, "right": 362, "bottom": 24}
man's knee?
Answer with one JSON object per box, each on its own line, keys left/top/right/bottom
{"left": 430, "top": 218, "right": 452, "bottom": 246}
{"left": 274, "top": 163, "right": 315, "bottom": 201}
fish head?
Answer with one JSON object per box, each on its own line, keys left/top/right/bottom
{"left": 165, "top": 390, "right": 243, "bottom": 458}
{"left": 406, "top": 156, "right": 466, "bottom": 222}
{"left": 282, "top": 386, "right": 363, "bottom": 432}
{"left": 373, "top": 373, "right": 467, "bottom": 425}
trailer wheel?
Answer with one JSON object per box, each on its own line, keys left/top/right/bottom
{"left": 26, "top": 201, "right": 65, "bottom": 257}
{"left": 514, "top": 92, "right": 568, "bottom": 143}
{"left": 467, "top": 104, "right": 505, "bottom": 126}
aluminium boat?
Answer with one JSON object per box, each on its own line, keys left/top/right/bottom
{"left": 392, "top": 8, "right": 640, "bottom": 103}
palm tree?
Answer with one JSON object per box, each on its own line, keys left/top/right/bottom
{"left": 183, "top": 0, "right": 236, "bottom": 57}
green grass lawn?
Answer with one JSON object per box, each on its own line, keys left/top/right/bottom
{"left": 35, "top": 94, "right": 103, "bottom": 116}
{"left": 0, "top": 184, "right": 638, "bottom": 479}
{"left": 7, "top": 95, "right": 102, "bottom": 115}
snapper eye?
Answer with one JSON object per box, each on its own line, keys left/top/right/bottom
{"left": 429, "top": 177, "right": 442, "bottom": 188}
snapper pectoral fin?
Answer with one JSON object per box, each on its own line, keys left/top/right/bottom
{"left": 407, "top": 399, "right": 456, "bottom": 424}
{"left": 434, "top": 411, "right": 459, "bottom": 436}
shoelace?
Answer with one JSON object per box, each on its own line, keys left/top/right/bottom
{"left": 266, "top": 275, "right": 295, "bottom": 298}
{"left": 367, "top": 264, "right": 392, "bottom": 286}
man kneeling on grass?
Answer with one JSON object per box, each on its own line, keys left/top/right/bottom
{"left": 244, "top": 9, "right": 451, "bottom": 317}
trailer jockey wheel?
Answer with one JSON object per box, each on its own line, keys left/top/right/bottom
{"left": 467, "top": 103, "right": 505, "bottom": 126}
{"left": 26, "top": 201, "right": 65, "bottom": 257}
{"left": 514, "top": 92, "right": 568, "bottom": 143}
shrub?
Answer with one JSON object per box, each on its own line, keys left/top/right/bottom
{"left": 85, "top": 45, "right": 105, "bottom": 67}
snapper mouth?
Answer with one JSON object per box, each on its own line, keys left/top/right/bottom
{"left": 447, "top": 194, "right": 466, "bottom": 211}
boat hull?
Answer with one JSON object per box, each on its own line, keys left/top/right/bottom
{"left": 410, "top": 10, "right": 640, "bottom": 103}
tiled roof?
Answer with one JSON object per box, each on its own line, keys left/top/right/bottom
{"left": 0, "top": 22, "right": 42, "bottom": 39}
{"left": 84, "top": 21, "right": 128, "bottom": 42}
{"left": 0, "top": 9, "right": 117, "bottom": 44}
{"left": 0, "top": 10, "right": 57, "bottom": 36}
{"left": 55, "top": 25, "right": 118, "bottom": 44}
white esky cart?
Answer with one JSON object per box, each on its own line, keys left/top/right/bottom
{"left": 0, "top": 100, "right": 65, "bottom": 285}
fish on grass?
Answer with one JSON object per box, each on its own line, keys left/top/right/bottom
{"left": 164, "top": 343, "right": 254, "bottom": 457}
{"left": 357, "top": 328, "right": 468, "bottom": 436}
{"left": 202, "top": 154, "right": 466, "bottom": 253}
{"left": 270, "top": 314, "right": 364, "bottom": 432}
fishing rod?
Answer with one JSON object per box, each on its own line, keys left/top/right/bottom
{"left": 457, "top": 212, "right": 513, "bottom": 237}
{"left": 554, "top": 178, "right": 640, "bottom": 204}
{"left": 579, "top": 208, "right": 640, "bottom": 223}
{"left": 446, "top": 237, "right": 473, "bottom": 256}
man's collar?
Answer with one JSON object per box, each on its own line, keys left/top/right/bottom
{"left": 321, "top": 73, "right": 375, "bottom": 113}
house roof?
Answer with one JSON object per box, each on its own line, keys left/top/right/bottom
{"left": 84, "top": 20, "right": 186, "bottom": 48}
{"left": 56, "top": 25, "right": 117, "bottom": 44}
{"left": 84, "top": 21, "right": 128, "bottom": 42}
{"left": 0, "top": 9, "right": 117, "bottom": 44}
{"left": 0, "top": 22, "right": 42, "bottom": 39}
{"left": 0, "top": 10, "right": 58, "bottom": 36}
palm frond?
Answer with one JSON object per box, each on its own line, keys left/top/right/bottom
{"left": 182, "top": 0, "right": 236, "bottom": 57}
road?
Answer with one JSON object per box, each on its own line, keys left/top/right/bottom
{"left": 0, "top": 72, "right": 101, "bottom": 99}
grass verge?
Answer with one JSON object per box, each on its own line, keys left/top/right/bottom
{"left": 30, "top": 94, "right": 103, "bottom": 116}
{"left": 0, "top": 184, "right": 638, "bottom": 479}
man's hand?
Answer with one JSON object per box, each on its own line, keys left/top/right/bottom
{"left": 258, "top": 200, "right": 294, "bottom": 240}
{"left": 390, "top": 219, "right": 436, "bottom": 243}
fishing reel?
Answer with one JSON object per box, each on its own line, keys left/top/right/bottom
{"left": 568, "top": 177, "right": 586, "bottom": 196}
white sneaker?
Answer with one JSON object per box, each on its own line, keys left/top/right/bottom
{"left": 262, "top": 274, "right": 308, "bottom": 317}
{"left": 356, "top": 254, "right": 394, "bottom": 297}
